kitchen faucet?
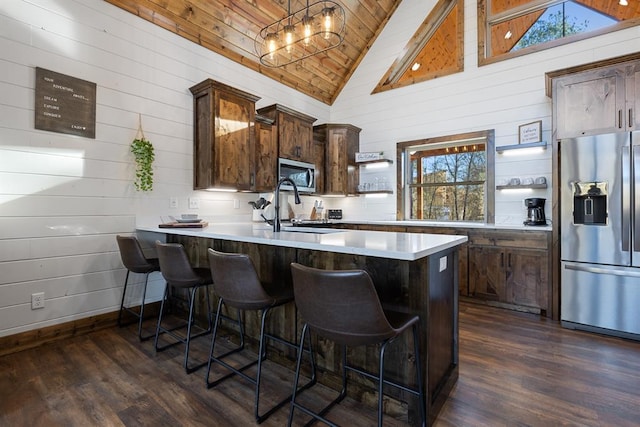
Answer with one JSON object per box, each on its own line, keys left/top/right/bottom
{"left": 273, "top": 177, "right": 301, "bottom": 232}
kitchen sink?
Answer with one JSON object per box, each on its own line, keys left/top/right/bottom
{"left": 281, "top": 226, "right": 344, "bottom": 234}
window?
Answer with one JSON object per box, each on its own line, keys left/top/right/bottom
{"left": 373, "top": 0, "right": 464, "bottom": 94}
{"left": 397, "top": 130, "right": 495, "bottom": 222}
{"left": 479, "top": 0, "right": 640, "bottom": 65}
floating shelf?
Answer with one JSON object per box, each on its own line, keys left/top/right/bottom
{"left": 496, "top": 140, "right": 547, "bottom": 153}
{"left": 357, "top": 190, "right": 394, "bottom": 195}
{"left": 356, "top": 158, "right": 393, "bottom": 165}
{"left": 496, "top": 183, "right": 548, "bottom": 190}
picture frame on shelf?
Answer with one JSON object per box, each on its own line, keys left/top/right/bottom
{"left": 519, "top": 120, "right": 542, "bottom": 144}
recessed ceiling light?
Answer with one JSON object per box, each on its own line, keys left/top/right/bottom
{"left": 620, "top": 0, "right": 628, "bottom": 6}
{"left": 411, "top": 62, "right": 421, "bottom": 71}
{"left": 504, "top": 30, "right": 512, "bottom": 39}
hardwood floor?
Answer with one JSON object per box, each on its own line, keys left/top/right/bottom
{"left": 1, "top": 302, "right": 638, "bottom": 426}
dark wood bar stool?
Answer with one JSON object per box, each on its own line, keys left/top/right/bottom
{"left": 289, "top": 263, "right": 427, "bottom": 427}
{"left": 205, "top": 248, "right": 315, "bottom": 424}
{"left": 155, "top": 241, "right": 213, "bottom": 374}
{"left": 116, "top": 235, "right": 161, "bottom": 341}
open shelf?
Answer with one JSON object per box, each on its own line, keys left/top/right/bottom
{"left": 356, "top": 158, "right": 393, "bottom": 165}
{"left": 496, "top": 140, "right": 547, "bottom": 153}
{"left": 356, "top": 190, "right": 394, "bottom": 195}
{"left": 496, "top": 183, "right": 547, "bottom": 190}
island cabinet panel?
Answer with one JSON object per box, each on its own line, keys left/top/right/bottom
{"left": 467, "top": 229, "right": 551, "bottom": 316}
{"left": 166, "top": 233, "right": 460, "bottom": 426}
{"left": 169, "top": 235, "right": 299, "bottom": 356}
{"left": 189, "top": 79, "right": 260, "bottom": 191}
{"left": 254, "top": 114, "right": 277, "bottom": 192}
{"left": 257, "top": 104, "right": 317, "bottom": 164}
{"left": 313, "top": 124, "right": 361, "bottom": 195}
{"left": 405, "top": 226, "right": 469, "bottom": 297}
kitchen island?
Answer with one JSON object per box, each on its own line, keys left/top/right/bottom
{"left": 136, "top": 222, "right": 467, "bottom": 426}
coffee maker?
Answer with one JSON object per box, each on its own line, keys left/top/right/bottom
{"left": 524, "top": 198, "right": 546, "bottom": 226}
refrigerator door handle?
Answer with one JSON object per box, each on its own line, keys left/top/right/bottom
{"left": 564, "top": 262, "right": 640, "bottom": 278}
{"left": 634, "top": 146, "right": 640, "bottom": 254}
{"left": 622, "top": 146, "right": 631, "bottom": 252}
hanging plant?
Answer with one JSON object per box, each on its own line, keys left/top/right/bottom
{"left": 130, "top": 114, "right": 155, "bottom": 192}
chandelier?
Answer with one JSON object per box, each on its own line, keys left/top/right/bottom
{"left": 255, "top": 0, "right": 346, "bottom": 68}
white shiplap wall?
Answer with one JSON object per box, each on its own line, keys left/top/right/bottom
{"left": 1, "top": 0, "right": 639, "bottom": 338}
{"left": 0, "top": 0, "right": 329, "bottom": 338}
{"left": 327, "top": 0, "right": 640, "bottom": 224}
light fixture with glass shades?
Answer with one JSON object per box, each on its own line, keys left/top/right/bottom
{"left": 255, "top": 0, "right": 346, "bottom": 68}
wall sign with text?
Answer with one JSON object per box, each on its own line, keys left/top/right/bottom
{"left": 518, "top": 120, "right": 542, "bottom": 144}
{"left": 34, "top": 67, "right": 96, "bottom": 139}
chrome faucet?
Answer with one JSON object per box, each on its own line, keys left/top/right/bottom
{"left": 273, "top": 177, "right": 301, "bottom": 232}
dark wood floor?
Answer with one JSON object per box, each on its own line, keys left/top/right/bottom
{"left": 1, "top": 302, "right": 639, "bottom": 426}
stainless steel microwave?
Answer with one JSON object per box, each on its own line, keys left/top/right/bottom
{"left": 278, "top": 158, "right": 315, "bottom": 193}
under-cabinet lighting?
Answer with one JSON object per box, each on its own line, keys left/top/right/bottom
{"left": 205, "top": 188, "right": 238, "bottom": 192}
{"left": 496, "top": 187, "right": 536, "bottom": 194}
{"left": 364, "top": 193, "right": 390, "bottom": 198}
{"left": 363, "top": 162, "right": 391, "bottom": 170}
{"left": 496, "top": 140, "right": 547, "bottom": 155}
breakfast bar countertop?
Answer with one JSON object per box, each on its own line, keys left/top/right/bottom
{"left": 136, "top": 221, "right": 468, "bottom": 261}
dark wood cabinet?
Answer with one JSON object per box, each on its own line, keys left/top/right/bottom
{"left": 254, "top": 114, "right": 277, "bottom": 192}
{"left": 467, "top": 230, "right": 551, "bottom": 316}
{"left": 257, "top": 104, "right": 317, "bottom": 164}
{"left": 314, "top": 123, "right": 361, "bottom": 195}
{"left": 340, "top": 223, "right": 553, "bottom": 317}
{"left": 189, "top": 79, "right": 260, "bottom": 191}
{"left": 553, "top": 60, "right": 640, "bottom": 138}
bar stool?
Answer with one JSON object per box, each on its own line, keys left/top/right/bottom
{"left": 205, "top": 248, "right": 315, "bottom": 424}
{"left": 116, "top": 235, "right": 161, "bottom": 341}
{"left": 288, "top": 263, "right": 426, "bottom": 427}
{"left": 155, "top": 241, "right": 213, "bottom": 374}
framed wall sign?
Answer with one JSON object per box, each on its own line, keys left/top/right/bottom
{"left": 518, "top": 120, "right": 542, "bottom": 144}
{"left": 34, "top": 67, "right": 96, "bottom": 138}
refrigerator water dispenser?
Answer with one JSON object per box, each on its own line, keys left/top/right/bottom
{"left": 573, "top": 182, "right": 607, "bottom": 225}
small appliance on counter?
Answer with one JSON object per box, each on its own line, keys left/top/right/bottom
{"left": 327, "top": 209, "right": 343, "bottom": 219}
{"left": 524, "top": 198, "right": 546, "bottom": 226}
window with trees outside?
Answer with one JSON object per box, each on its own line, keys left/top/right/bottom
{"left": 397, "top": 130, "right": 495, "bottom": 223}
{"left": 479, "top": 0, "right": 640, "bottom": 65}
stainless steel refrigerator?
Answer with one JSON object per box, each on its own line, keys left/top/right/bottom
{"left": 560, "top": 132, "right": 640, "bottom": 340}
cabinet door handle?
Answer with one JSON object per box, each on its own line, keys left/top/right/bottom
{"left": 630, "top": 108, "right": 634, "bottom": 129}
{"left": 500, "top": 252, "right": 504, "bottom": 268}
{"left": 508, "top": 253, "right": 512, "bottom": 268}
{"left": 619, "top": 109, "right": 623, "bottom": 129}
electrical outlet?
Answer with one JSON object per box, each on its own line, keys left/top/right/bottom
{"left": 31, "top": 292, "right": 45, "bottom": 310}
{"left": 439, "top": 256, "right": 447, "bottom": 272}
{"left": 169, "top": 197, "right": 178, "bottom": 208}
{"left": 188, "top": 197, "right": 200, "bottom": 209}
{"left": 233, "top": 199, "right": 240, "bottom": 209}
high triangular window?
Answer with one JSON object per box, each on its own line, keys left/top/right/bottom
{"left": 373, "top": 0, "right": 464, "bottom": 94}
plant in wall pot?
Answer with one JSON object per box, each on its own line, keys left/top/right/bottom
{"left": 130, "top": 115, "right": 155, "bottom": 191}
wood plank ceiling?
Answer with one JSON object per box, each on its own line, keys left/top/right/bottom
{"left": 104, "top": 0, "right": 402, "bottom": 105}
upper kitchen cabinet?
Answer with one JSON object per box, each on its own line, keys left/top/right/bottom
{"left": 314, "top": 124, "right": 361, "bottom": 195}
{"left": 257, "top": 104, "right": 317, "bottom": 164}
{"left": 254, "top": 114, "right": 277, "bottom": 192}
{"left": 189, "top": 79, "right": 260, "bottom": 191}
{"left": 552, "top": 59, "right": 640, "bottom": 139}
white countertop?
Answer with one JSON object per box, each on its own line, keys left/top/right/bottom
{"left": 136, "top": 222, "right": 468, "bottom": 261}
{"left": 338, "top": 219, "right": 552, "bottom": 231}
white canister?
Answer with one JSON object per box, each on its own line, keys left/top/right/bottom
{"left": 252, "top": 210, "right": 265, "bottom": 222}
